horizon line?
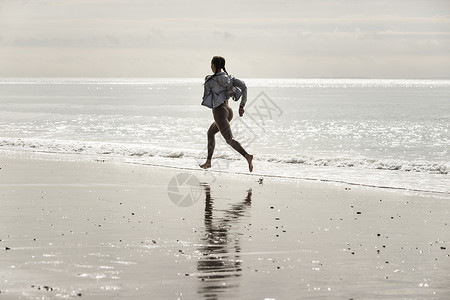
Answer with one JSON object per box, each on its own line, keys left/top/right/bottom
{"left": 1, "top": 76, "right": 450, "bottom": 80}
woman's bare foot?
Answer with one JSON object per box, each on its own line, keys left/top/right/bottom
{"left": 245, "top": 154, "right": 253, "bottom": 172}
{"left": 199, "top": 160, "right": 212, "bottom": 169}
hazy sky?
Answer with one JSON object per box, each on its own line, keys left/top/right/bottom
{"left": 0, "top": 0, "right": 449, "bottom": 78}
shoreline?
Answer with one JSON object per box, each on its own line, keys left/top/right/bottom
{"left": 0, "top": 149, "right": 448, "bottom": 200}
{"left": 0, "top": 155, "right": 449, "bottom": 299}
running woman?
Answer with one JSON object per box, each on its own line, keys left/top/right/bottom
{"left": 199, "top": 56, "right": 253, "bottom": 172}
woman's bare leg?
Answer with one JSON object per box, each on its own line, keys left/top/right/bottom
{"left": 200, "top": 122, "right": 219, "bottom": 169}
{"left": 216, "top": 105, "right": 253, "bottom": 172}
{"left": 201, "top": 104, "right": 253, "bottom": 172}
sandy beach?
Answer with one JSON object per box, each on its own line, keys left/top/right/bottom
{"left": 0, "top": 155, "right": 449, "bottom": 299}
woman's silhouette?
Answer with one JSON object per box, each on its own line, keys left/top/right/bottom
{"left": 199, "top": 56, "right": 253, "bottom": 172}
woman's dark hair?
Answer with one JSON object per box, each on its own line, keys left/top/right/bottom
{"left": 211, "top": 56, "right": 228, "bottom": 75}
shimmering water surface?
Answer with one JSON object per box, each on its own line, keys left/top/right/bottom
{"left": 0, "top": 78, "right": 449, "bottom": 195}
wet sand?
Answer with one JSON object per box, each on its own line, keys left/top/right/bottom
{"left": 0, "top": 156, "right": 449, "bottom": 299}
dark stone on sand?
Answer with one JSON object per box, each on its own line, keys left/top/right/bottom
{"left": 377, "top": 233, "right": 381, "bottom": 236}
{"left": 33, "top": 285, "right": 53, "bottom": 291}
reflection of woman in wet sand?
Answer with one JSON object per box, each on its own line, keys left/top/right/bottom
{"left": 197, "top": 184, "right": 252, "bottom": 299}
{"left": 199, "top": 56, "right": 253, "bottom": 172}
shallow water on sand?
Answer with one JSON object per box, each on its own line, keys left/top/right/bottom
{"left": 1, "top": 159, "right": 448, "bottom": 299}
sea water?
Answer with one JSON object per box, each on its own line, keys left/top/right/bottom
{"left": 0, "top": 78, "right": 449, "bottom": 197}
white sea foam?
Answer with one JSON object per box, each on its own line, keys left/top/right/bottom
{"left": 1, "top": 137, "right": 447, "bottom": 174}
{"left": 1, "top": 137, "right": 449, "bottom": 197}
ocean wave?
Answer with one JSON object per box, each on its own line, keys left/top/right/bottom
{"left": 270, "top": 155, "right": 448, "bottom": 175}
{"left": 1, "top": 138, "right": 448, "bottom": 175}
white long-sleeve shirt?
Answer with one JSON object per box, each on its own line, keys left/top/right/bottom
{"left": 202, "top": 72, "right": 247, "bottom": 109}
